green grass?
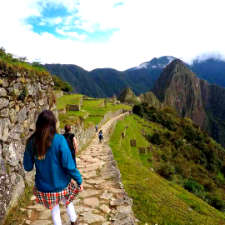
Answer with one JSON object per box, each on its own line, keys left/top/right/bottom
{"left": 0, "top": 49, "right": 50, "bottom": 78}
{"left": 56, "top": 94, "right": 131, "bottom": 128}
{"left": 109, "top": 115, "right": 225, "bottom": 225}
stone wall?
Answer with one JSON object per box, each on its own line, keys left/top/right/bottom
{"left": 0, "top": 71, "right": 57, "bottom": 222}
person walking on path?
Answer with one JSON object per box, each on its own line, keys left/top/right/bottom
{"left": 98, "top": 129, "right": 104, "bottom": 143}
{"left": 23, "top": 110, "right": 83, "bottom": 225}
{"left": 63, "top": 124, "right": 78, "bottom": 167}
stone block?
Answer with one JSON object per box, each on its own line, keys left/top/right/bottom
{"left": 66, "top": 104, "right": 80, "bottom": 111}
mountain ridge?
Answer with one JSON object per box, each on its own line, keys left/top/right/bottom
{"left": 45, "top": 56, "right": 225, "bottom": 98}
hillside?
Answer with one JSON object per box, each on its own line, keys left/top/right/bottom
{"left": 153, "top": 59, "right": 225, "bottom": 147}
{"left": 45, "top": 56, "right": 225, "bottom": 98}
{"left": 110, "top": 106, "right": 225, "bottom": 224}
{"left": 44, "top": 56, "right": 175, "bottom": 97}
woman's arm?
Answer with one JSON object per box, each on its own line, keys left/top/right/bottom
{"left": 23, "top": 141, "right": 34, "bottom": 172}
{"left": 73, "top": 137, "right": 78, "bottom": 154}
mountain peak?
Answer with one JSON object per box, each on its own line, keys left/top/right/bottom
{"left": 129, "top": 56, "right": 177, "bottom": 71}
{"left": 153, "top": 59, "right": 206, "bottom": 128}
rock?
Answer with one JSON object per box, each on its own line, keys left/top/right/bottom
{"left": 0, "top": 88, "right": 7, "bottom": 97}
{"left": 83, "top": 197, "right": 99, "bottom": 208}
{"left": 110, "top": 199, "right": 124, "bottom": 207}
{"left": 0, "top": 98, "right": 9, "bottom": 110}
{"left": 117, "top": 205, "right": 132, "bottom": 214}
{"left": 81, "top": 211, "right": 105, "bottom": 224}
{"left": 27, "top": 209, "right": 32, "bottom": 218}
{"left": 27, "top": 204, "right": 46, "bottom": 211}
{"left": 79, "top": 189, "right": 100, "bottom": 198}
{"left": 0, "top": 119, "right": 10, "bottom": 141}
{"left": 100, "top": 191, "right": 113, "bottom": 200}
{"left": 86, "top": 178, "right": 104, "bottom": 185}
{"left": 100, "top": 204, "right": 111, "bottom": 214}
{"left": 8, "top": 174, "right": 25, "bottom": 209}
{"left": 38, "top": 210, "right": 51, "bottom": 219}
{"left": 31, "top": 220, "right": 52, "bottom": 225}
{"left": 3, "top": 143, "right": 20, "bottom": 166}
{"left": 82, "top": 170, "right": 97, "bottom": 179}
{"left": 0, "top": 108, "right": 9, "bottom": 117}
{"left": 17, "top": 106, "right": 27, "bottom": 123}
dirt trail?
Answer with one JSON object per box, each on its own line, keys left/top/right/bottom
{"left": 20, "top": 113, "right": 137, "bottom": 225}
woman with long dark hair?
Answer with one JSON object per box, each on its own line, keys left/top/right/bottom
{"left": 23, "top": 110, "right": 83, "bottom": 225}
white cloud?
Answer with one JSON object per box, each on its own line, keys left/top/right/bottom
{"left": 0, "top": 0, "right": 225, "bottom": 70}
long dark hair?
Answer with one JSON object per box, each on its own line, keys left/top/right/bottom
{"left": 32, "top": 110, "right": 57, "bottom": 160}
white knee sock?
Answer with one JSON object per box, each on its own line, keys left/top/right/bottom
{"left": 51, "top": 204, "right": 62, "bottom": 225}
{"left": 66, "top": 202, "right": 77, "bottom": 222}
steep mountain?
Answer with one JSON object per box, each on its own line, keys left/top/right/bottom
{"left": 153, "top": 59, "right": 225, "bottom": 146}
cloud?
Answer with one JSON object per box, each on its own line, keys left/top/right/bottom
{"left": 0, "top": 0, "right": 225, "bottom": 70}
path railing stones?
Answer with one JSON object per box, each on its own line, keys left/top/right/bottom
{"left": 19, "top": 113, "right": 138, "bottom": 225}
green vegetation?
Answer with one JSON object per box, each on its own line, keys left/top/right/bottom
{"left": 0, "top": 48, "right": 50, "bottom": 77}
{"left": 56, "top": 94, "right": 131, "bottom": 128}
{"left": 3, "top": 184, "right": 33, "bottom": 225}
{"left": 52, "top": 75, "right": 73, "bottom": 92}
{"left": 110, "top": 114, "right": 225, "bottom": 224}
{"left": 133, "top": 103, "right": 225, "bottom": 211}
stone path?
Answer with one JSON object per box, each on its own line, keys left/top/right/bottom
{"left": 20, "top": 113, "right": 137, "bottom": 225}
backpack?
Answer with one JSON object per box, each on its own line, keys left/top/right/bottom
{"left": 63, "top": 133, "right": 75, "bottom": 159}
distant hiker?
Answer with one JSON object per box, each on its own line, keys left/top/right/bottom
{"left": 95, "top": 124, "right": 98, "bottom": 132}
{"left": 23, "top": 110, "right": 83, "bottom": 225}
{"left": 98, "top": 130, "right": 104, "bottom": 143}
{"left": 64, "top": 124, "right": 78, "bottom": 168}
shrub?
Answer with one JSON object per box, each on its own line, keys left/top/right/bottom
{"left": 184, "top": 179, "right": 205, "bottom": 197}
{"left": 157, "top": 163, "right": 175, "bottom": 179}
{"left": 206, "top": 193, "right": 225, "bottom": 211}
{"left": 150, "top": 133, "right": 163, "bottom": 145}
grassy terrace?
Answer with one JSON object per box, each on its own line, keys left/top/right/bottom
{"left": 109, "top": 115, "right": 225, "bottom": 225}
{"left": 56, "top": 94, "right": 131, "bottom": 128}
{"left": 0, "top": 48, "right": 49, "bottom": 77}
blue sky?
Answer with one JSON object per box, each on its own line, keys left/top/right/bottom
{"left": 0, "top": 0, "right": 225, "bottom": 70}
{"left": 25, "top": 1, "right": 119, "bottom": 42}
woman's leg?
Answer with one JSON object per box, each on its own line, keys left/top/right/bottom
{"left": 66, "top": 202, "right": 77, "bottom": 223}
{"left": 51, "top": 204, "right": 62, "bottom": 225}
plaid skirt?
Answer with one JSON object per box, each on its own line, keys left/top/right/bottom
{"left": 33, "top": 181, "right": 80, "bottom": 210}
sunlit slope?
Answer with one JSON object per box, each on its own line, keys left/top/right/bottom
{"left": 109, "top": 115, "right": 225, "bottom": 225}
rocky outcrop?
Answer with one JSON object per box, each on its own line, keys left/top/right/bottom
{"left": 139, "top": 91, "right": 161, "bottom": 109}
{"left": 0, "top": 69, "right": 56, "bottom": 222}
{"left": 118, "top": 88, "right": 140, "bottom": 105}
{"left": 153, "top": 59, "right": 225, "bottom": 146}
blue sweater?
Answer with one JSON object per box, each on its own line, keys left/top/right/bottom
{"left": 23, "top": 134, "right": 82, "bottom": 192}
